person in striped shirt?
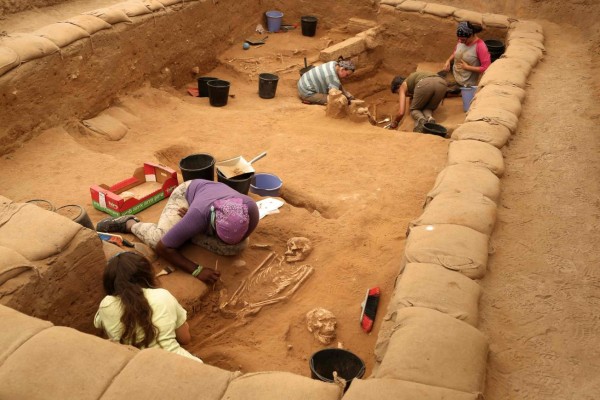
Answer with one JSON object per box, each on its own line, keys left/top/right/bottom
{"left": 297, "top": 59, "right": 355, "bottom": 104}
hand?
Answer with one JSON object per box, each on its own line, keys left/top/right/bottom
{"left": 197, "top": 267, "right": 221, "bottom": 285}
{"left": 460, "top": 59, "right": 471, "bottom": 69}
{"left": 444, "top": 61, "right": 451, "bottom": 71}
{"left": 177, "top": 207, "right": 188, "bottom": 218}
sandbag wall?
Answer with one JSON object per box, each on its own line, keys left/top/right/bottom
{"left": 347, "top": 2, "right": 544, "bottom": 399}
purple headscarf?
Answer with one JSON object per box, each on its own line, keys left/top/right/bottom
{"left": 213, "top": 198, "right": 250, "bottom": 244}
{"left": 457, "top": 21, "right": 474, "bottom": 38}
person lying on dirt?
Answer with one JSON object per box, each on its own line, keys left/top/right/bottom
{"left": 94, "top": 251, "right": 202, "bottom": 362}
{"left": 443, "top": 21, "right": 491, "bottom": 88}
{"left": 297, "top": 58, "right": 355, "bottom": 105}
{"left": 385, "top": 72, "right": 447, "bottom": 132}
{"left": 96, "top": 179, "right": 259, "bottom": 285}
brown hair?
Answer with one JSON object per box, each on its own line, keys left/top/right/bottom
{"left": 103, "top": 252, "right": 159, "bottom": 349}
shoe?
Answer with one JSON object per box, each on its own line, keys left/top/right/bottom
{"left": 413, "top": 119, "right": 425, "bottom": 133}
{"left": 96, "top": 215, "right": 139, "bottom": 233}
{"left": 426, "top": 117, "right": 436, "bottom": 124}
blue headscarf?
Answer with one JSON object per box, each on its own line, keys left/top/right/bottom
{"left": 457, "top": 21, "right": 474, "bottom": 38}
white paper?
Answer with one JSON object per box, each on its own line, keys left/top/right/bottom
{"left": 256, "top": 198, "right": 285, "bottom": 219}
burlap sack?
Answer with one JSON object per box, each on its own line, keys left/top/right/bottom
{"left": 423, "top": 3, "right": 456, "bottom": 17}
{"left": 221, "top": 371, "right": 341, "bottom": 400}
{"left": 142, "top": 0, "right": 166, "bottom": 12}
{"left": 479, "top": 59, "right": 529, "bottom": 88}
{"left": 0, "top": 34, "right": 60, "bottom": 63}
{"left": 65, "top": 15, "right": 112, "bottom": 34}
{"left": 82, "top": 114, "right": 129, "bottom": 140}
{"left": 343, "top": 378, "right": 483, "bottom": 400}
{"left": 34, "top": 22, "right": 90, "bottom": 48}
{"left": 453, "top": 9, "right": 483, "bottom": 26}
{"left": 104, "top": 106, "right": 141, "bottom": 127}
{"left": 465, "top": 106, "right": 519, "bottom": 133}
{"left": 508, "top": 37, "right": 545, "bottom": 51}
{"left": 84, "top": 7, "right": 133, "bottom": 24}
{"left": 403, "top": 224, "right": 490, "bottom": 279}
{"left": 411, "top": 191, "right": 497, "bottom": 235}
{"left": 0, "top": 305, "right": 53, "bottom": 364}
{"left": 102, "top": 348, "right": 237, "bottom": 400}
{"left": 503, "top": 44, "right": 543, "bottom": 67}
{"left": 0, "top": 246, "right": 36, "bottom": 285}
{"left": 0, "top": 46, "right": 20, "bottom": 76}
{"left": 447, "top": 140, "right": 505, "bottom": 177}
{"left": 396, "top": 0, "right": 426, "bottom": 12}
{"left": 476, "top": 83, "right": 526, "bottom": 103}
{"left": 482, "top": 13, "right": 512, "bottom": 28}
{"left": 0, "top": 326, "right": 137, "bottom": 400}
{"left": 426, "top": 163, "right": 501, "bottom": 205}
{"left": 471, "top": 89, "right": 522, "bottom": 117}
{"left": 507, "top": 30, "right": 544, "bottom": 43}
{"left": 0, "top": 203, "right": 82, "bottom": 261}
{"left": 451, "top": 121, "right": 511, "bottom": 148}
{"left": 112, "top": 0, "right": 153, "bottom": 17}
{"left": 158, "top": 0, "right": 184, "bottom": 5}
{"left": 375, "top": 307, "right": 488, "bottom": 394}
{"left": 510, "top": 20, "right": 544, "bottom": 35}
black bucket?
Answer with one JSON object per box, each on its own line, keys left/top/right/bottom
{"left": 179, "top": 153, "right": 215, "bottom": 182}
{"left": 258, "top": 73, "right": 279, "bottom": 99}
{"left": 26, "top": 199, "right": 55, "bottom": 212}
{"left": 299, "top": 65, "right": 315, "bottom": 76}
{"left": 484, "top": 39, "right": 505, "bottom": 63}
{"left": 55, "top": 205, "right": 95, "bottom": 230}
{"left": 207, "top": 80, "right": 230, "bottom": 107}
{"left": 301, "top": 16, "right": 318, "bottom": 37}
{"left": 197, "top": 76, "right": 218, "bottom": 98}
{"left": 309, "top": 348, "right": 366, "bottom": 392}
{"left": 217, "top": 170, "right": 253, "bottom": 195}
{"left": 423, "top": 122, "right": 448, "bottom": 137}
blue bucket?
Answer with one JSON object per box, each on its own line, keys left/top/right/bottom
{"left": 460, "top": 86, "right": 477, "bottom": 112}
{"left": 250, "top": 173, "right": 283, "bottom": 197}
{"left": 265, "top": 10, "right": 283, "bottom": 32}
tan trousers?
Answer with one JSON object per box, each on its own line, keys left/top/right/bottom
{"left": 409, "top": 76, "right": 447, "bottom": 123}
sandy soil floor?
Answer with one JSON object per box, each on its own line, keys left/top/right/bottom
{"left": 1, "top": 2, "right": 599, "bottom": 399}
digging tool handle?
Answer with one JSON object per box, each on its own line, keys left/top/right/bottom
{"left": 249, "top": 151, "right": 267, "bottom": 164}
{"left": 304, "top": 57, "right": 308, "bottom": 68}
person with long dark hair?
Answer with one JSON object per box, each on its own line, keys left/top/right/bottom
{"left": 444, "top": 21, "right": 491, "bottom": 87}
{"left": 94, "top": 252, "right": 202, "bottom": 362}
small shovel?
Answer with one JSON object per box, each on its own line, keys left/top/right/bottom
{"left": 216, "top": 151, "right": 267, "bottom": 179}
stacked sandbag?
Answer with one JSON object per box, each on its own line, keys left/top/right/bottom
{"left": 447, "top": 140, "right": 505, "bottom": 177}
{"left": 451, "top": 121, "right": 512, "bottom": 148}
{"left": 426, "top": 163, "right": 501, "bottom": 205}
{"left": 343, "top": 377, "right": 483, "bottom": 400}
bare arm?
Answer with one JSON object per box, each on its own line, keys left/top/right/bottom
{"left": 389, "top": 83, "right": 408, "bottom": 129}
{"left": 175, "top": 321, "right": 192, "bottom": 345}
{"left": 155, "top": 240, "right": 220, "bottom": 284}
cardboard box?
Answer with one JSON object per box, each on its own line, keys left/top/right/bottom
{"left": 90, "top": 163, "right": 179, "bottom": 217}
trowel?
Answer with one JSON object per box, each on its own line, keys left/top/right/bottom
{"left": 216, "top": 151, "right": 267, "bottom": 179}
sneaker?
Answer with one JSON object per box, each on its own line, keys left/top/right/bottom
{"left": 426, "top": 116, "right": 436, "bottom": 124}
{"left": 96, "top": 215, "right": 139, "bottom": 233}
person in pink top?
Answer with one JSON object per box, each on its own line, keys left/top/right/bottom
{"left": 443, "top": 22, "right": 491, "bottom": 87}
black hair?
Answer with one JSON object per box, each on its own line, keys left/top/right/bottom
{"left": 467, "top": 22, "right": 483, "bottom": 34}
{"left": 391, "top": 76, "right": 405, "bottom": 93}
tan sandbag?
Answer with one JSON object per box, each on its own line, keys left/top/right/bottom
{"left": 0, "top": 203, "right": 82, "bottom": 261}
{"left": 0, "top": 326, "right": 137, "bottom": 400}
{"left": 476, "top": 83, "right": 526, "bottom": 103}
{"left": 396, "top": 0, "right": 426, "bottom": 12}
{"left": 102, "top": 348, "right": 236, "bottom": 399}
{"left": 343, "top": 378, "right": 482, "bottom": 400}
{"left": 0, "top": 246, "right": 37, "bottom": 285}
{"left": 426, "top": 163, "right": 501, "bottom": 205}
{"left": 380, "top": 0, "right": 405, "bottom": 6}
{"left": 142, "top": 0, "right": 166, "bottom": 11}
{"left": 410, "top": 191, "right": 497, "bottom": 235}
{"left": 0, "top": 305, "right": 53, "bottom": 365}
{"left": 112, "top": 0, "right": 153, "bottom": 17}
{"left": 391, "top": 263, "right": 481, "bottom": 325}
{"left": 34, "top": 22, "right": 90, "bottom": 48}
{"left": 447, "top": 140, "right": 505, "bottom": 177}
{"left": 0, "top": 34, "right": 60, "bottom": 63}
{"left": 82, "top": 114, "right": 129, "bottom": 140}
{"left": 375, "top": 307, "right": 488, "bottom": 394}
{"left": 0, "top": 46, "right": 20, "bottom": 76}
{"left": 158, "top": 0, "right": 183, "bottom": 5}
{"left": 423, "top": 3, "right": 456, "bottom": 17}
{"left": 479, "top": 60, "right": 529, "bottom": 88}
{"left": 65, "top": 15, "right": 112, "bottom": 34}
{"left": 503, "top": 44, "right": 543, "bottom": 67}
{"left": 0, "top": 196, "right": 12, "bottom": 205}
{"left": 453, "top": 9, "right": 483, "bottom": 26}
{"left": 471, "top": 90, "right": 522, "bottom": 117}
{"left": 221, "top": 371, "right": 341, "bottom": 400}
{"left": 507, "top": 30, "right": 544, "bottom": 43}
{"left": 403, "top": 224, "right": 490, "bottom": 279}
{"left": 451, "top": 121, "right": 511, "bottom": 149}
{"left": 465, "top": 106, "right": 519, "bottom": 133}
{"left": 510, "top": 20, "right": 544, "bottom": 35}
{"left": 508, "top": 37, "right": 545, "bottom": 51}
{"left": 104, "top": 106, "right": 141, "bottom": 127}
{"left": 84, "top": 7, "right": 133, "bottom": 24}
{"left": 482, "top": 13, "right": 512, "bottom": 28}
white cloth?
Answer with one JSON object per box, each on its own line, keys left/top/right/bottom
{"left": 94, "top": 287, "right": 202, "bottom": 362}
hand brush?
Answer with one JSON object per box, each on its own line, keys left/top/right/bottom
{"left": 360, "top": 287, "right": 380, "bottom": 333}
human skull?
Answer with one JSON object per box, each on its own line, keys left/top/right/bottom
{"left": 306, "top": 308, "right": 337, "bottom": 345}
{"left": 285, "top": 237, "right": 312, "bottom": 262}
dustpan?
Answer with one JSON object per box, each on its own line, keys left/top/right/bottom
{"left": 216, "top": 151, "right": 267, "bottom": 179}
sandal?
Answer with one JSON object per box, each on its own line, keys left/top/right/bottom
{"left": 96, "top": 215, "right": 139, "bottom": 233}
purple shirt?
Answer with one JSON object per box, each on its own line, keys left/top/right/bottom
{"left": 161, "top": 180, "right": 259, "bottom": 248}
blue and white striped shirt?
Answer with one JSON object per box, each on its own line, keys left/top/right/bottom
{"left": 297, "top": 61, "right": 341, "bottom": 98}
